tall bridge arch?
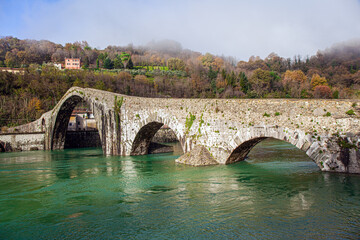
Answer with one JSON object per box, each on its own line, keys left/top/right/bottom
{"left": 51, "top": 94, "right": 85, "bottom": 150}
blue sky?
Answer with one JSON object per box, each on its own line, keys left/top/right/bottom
{"left": 1, "top": 0, "right": 360, "bottom": 60}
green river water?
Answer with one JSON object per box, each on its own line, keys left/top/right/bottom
{"left": 0, "top": 139, "right": 359, "bottom": 239}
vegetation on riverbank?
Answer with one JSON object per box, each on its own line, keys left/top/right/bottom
{"left": 0, "top": 36, "right": 359, "bottom": 127}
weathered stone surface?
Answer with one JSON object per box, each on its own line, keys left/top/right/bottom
{"left": 313, "top": 107, "right": 327, "bottom": 116}
{"left": 1, "top": 87, "right": 359, "bottom": 174}
{"left": 175, "top": 145, "right": 218, "bottom": 166}
{"left": 0, "top": 132, "right": 44, "bottom": 152}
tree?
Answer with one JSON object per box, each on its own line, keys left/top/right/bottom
{"left": 310, "top": 74, "right": 328, "bottom": 89}
{"left": 282, "top": 70, "right": 308, "bottom": 97}
{"left": 239, "top": 72, "right": 250, "bottom": 94}
{"left": 249, "top": 68, "right": 279, "bottom": 97}
{"left": 113, "top": 55, "right": 123, "bottom": 69}
{"left": 199, "top": 53, "right": 214, "bottom": 68}
{"left": 167, "top": 58, "right": 186, "bottom": 71}
{"left": 208, "top": 66, "right": 218, "bottom": 81}
{"left": 120, "top": 52, "right": 131, "bottom": 69}
{"left": 265, "top": 52, "right": 286, "bottom": 72}
{"left": 215, "top": 72, "right": 227, "bottom": 90}
{"left": 94, "top": 80, "right": 106, "bottom": 90}
{"left": 127, "top": 58, "right": 133, "bottom": 69}
{"left": 283, "top": 70, "right": 306, "bottom": 86}
{"left": 103, "top": 57, "right": 113, "bottom": 69}
{"left": 314, "top": 85, "right": 332, "bottom": 98}
{"left": 226, "top": 71, "right": 236, "bottom": 87}
{"left": 213, "top": 57, "right": 224, "bottom": 71}
{"left": 5, "top": 50, "right": 19, "bottom": 67}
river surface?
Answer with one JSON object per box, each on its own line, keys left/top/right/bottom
{"left": 0, "top": 139, "right": 359, "bottom": 239}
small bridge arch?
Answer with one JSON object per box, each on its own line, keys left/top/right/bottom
{"left": 226, "top": 136, "right": 324, "bottom": 168}
{"left": 223, "top": 126, "right": 347, "bottom": 172}
{"left": 129, "top": 114, "right": 186, "bottom": 156}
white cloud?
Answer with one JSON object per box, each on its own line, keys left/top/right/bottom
{"left": 13, "top": 0, "right": 360, "bottom": 60}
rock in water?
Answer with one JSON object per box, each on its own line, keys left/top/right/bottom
{"left": 175, "top": 145, "right": 218, "bottom": 166}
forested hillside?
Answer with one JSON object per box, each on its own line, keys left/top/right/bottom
{"left": 0, "top": 36, "right": 359, "bottom": 127}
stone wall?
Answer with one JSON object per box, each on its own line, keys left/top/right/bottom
{"left": 0, "top": 132, "right": 45, "bottom": 152}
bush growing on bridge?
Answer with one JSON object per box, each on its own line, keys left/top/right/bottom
{"left": 185, "top": 113, "right": 196, "bottom": 134}
{"left": 114, "top": 96, "right": 124, "bottom": 131}
{"left": 346, "top": 109, "right": 355, "bottom": 115}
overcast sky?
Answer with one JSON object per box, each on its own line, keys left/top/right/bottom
{"left": 1, "top": 0, "right": 360, "bottom": 60}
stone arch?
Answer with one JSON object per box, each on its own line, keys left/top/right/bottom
{"left": 51, "top": 94, "right": 103, "bottom": 151}
{"left": 225, "top": 127, "right": 324, "bottom": 170}
{"left": 131, "top": 122, "right": 164, "bottom": 155}
{"left": 51, "top": 95, "right": 84, "bottom": 150}
{"left": 130, "top": 118, "right": 185, "bottom": 156}
{"left": 226, "top": 136, "right": 323, "bottom": 169}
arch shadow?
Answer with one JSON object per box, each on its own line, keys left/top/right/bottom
{"left": 51, "top": 95, "right": 102, "bottom": 151}
{"left": 227, "top": 137, "right": 268, "bottom": 164}
{"left": 226, "top": 137, "right": 320, "bottom": 169}
{"left": 0, "top": 141, "right": 5, "bottom": 152}
{"left": 130, "top": 121, "right": 183, "bottom": 156}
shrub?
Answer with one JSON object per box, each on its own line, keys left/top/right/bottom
{"left": 346, "top": 109, "right": 355, "bottom": 115}
{"left": 313, "top": 85, "right": 332, "bottom": 99}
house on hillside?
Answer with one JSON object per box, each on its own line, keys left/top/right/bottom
{"left": 65, "top": 58, "right": 81, "bottom": 69}
{"left": 67, "top": 109, "right": 97, "bottom": 131}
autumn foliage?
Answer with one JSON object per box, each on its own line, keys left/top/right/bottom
{"left": 1, "top": 36, "right": 360, "bottom": 127}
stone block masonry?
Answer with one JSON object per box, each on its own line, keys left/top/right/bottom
{"left": 0, "top": 132, "right": 45, "bottom": 152}
{"left": 1, "top": 87, "right": 359, "bottom": 174}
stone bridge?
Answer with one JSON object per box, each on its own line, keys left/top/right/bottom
{"left": 1, "top": 87, "right": 360, "bottom": 174}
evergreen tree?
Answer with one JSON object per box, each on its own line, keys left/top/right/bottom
{"left": 113, "top": 55, "right": 123, "bottom": 69}
{"left": 127, "top": 58, "right": 134, "bottom": 69}
{"left": 103, "top": 57, "right": 113, "bottom": 69}
{"left": 239, "top": 72, "right": 250, "bottom": 94}
{"left": 226, "top": 71, "right": 236, "bottom": 87}
{"left": 208, "top": 66, "right": 218, "bottom": 81}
